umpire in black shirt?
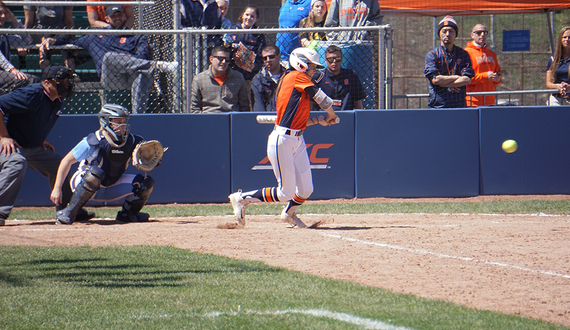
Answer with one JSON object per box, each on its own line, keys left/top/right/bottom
{"left": 0, "top": 65, "right": 91, "bottom": 225}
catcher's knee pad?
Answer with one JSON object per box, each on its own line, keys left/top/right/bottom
{"left": 81, "top": 166, "right": 105, "bottom": 192}
{"left": 132, "top": 174, "right": 155, "bottom": 200}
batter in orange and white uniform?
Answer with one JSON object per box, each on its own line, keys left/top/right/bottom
{"left": 229, "top": 47, "right": 338, "bottom": 228}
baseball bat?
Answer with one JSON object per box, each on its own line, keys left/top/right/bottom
{"left": 255, "top": 115, "right": 340, "bottom": 124}
{"left": 256, "top": 115, "right": 277, "bottom": 124}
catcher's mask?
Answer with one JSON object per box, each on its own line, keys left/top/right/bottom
{"left": 98, "top": 104, "right": 131, "bottom": 147}
{"left": 42, "top": 65, "right": 78, "bottom": 98}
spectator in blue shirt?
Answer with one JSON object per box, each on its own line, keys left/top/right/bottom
{"left": 546, "top": 26, "right": 570, "bottom": 106}
{"left": 251, "top": 45, "right": 286, "bottom": 112}
{"left": 275, "top": 0, "right": 311, "bottom": 62}
{"left": 314, "top": 45, "right": 366, "bottom": 110}
{"left": 41, "top": 6, "right": 178, "bottom": 113}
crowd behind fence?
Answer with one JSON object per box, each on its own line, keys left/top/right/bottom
{"left": 2, "top": 3, "right": 568, "bottom": 113}
{"left": 6, "top": 26, "right": 391, "bottom": 113}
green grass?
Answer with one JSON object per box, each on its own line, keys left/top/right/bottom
{"left": 10, "top": 199, "right": 570, "bottom": 220}
{"left": 0, "top": 245, "right": 566, "bottom": 330}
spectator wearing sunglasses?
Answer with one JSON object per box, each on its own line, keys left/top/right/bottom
{"left": 251, "top": 45, "right": 287, "bottom": 112}
{"left": 191, "top": 45, "right": 249, "bottom": 113}
{"left": 313, "top": 45, "right": 366, "bottom": 110}
{"left": 465, "top": 23, "right": 502, "bottom": 106}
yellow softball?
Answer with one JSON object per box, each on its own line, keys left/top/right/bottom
{"left": 502, "top": 139, "right": 518, "bottom": 153}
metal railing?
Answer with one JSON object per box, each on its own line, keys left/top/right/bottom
{"left": 3, "top": 25, "right": 393, "bottom": 113}
{"left": 392, "top": 89, "right": 559, "bottom": 108}
{"left": 2, "top": 22, "right": 561, "bottom": 112}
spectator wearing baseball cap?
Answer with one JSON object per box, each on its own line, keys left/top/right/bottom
{"left": 0, "top": 65, "right": 94, "bottom": 226}
{"left": 86, "top": 0, "right": 134, "bottom": 29}
{"left": 106, "top": 5, "right": 124, "bottom": 17}
{"left": 41, "top": 4, "right": 179, "bottom": 113}
{"left": 424, "top": 15, "right": 475, "bottom": 108}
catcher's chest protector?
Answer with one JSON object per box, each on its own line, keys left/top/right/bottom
{"left": 87, "top": 132, "right": 144, "bottom": 186}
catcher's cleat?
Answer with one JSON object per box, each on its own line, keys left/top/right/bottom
{"left": 281, "top": 212, "right": 307, "bottom": 228}
{"left": 55, "top": 210, "right": 73, "bottom": 225}
{"left": 0, "top": 219, "right": 4, "bottom": 226}
{"left": 116, "top": 211, "right": 150, "bottom": 223}
{"left": 228, "top": 190, "right": 248, "bottom": 226}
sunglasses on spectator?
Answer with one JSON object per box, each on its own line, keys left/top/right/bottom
{"left": 326, "top": 56, "right": 342, "bottom": 63}
{"left": 473, "top": 30, "right": 488, "bottom": 36}
{"left": 213, "top": 55, "right": 230, "bottom": 62}
{"left": 263, "top": 54, "right": 277, "bottom": 60}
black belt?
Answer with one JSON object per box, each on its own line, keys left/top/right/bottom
{"left": 274, "top": 126, "right": 304, "bottom": 136}
{"left": 285, "top": 129, "right": 304, "bottom": 136}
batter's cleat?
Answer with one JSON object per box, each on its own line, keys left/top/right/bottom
{"left": 228, "top": 190, "right": 248, "bottom": 226}
{"left": 76, "top": 208, "right": 96, "bottom": 221}
{"left": 0, "top": 219, "right": 5, "bottom": 226}
{"left": 116, "top": 211, "right": 150, "bottom": 223}
{"left": 55, "top": 210, "right": 73, "bottom": 225}
{"left": 281, "top": 212, "right": 307, "bottom": 228}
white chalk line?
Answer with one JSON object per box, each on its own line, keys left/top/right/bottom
{"left": 323, "top": 233, "right": 570, "bottom": 279}
{"left": 133, "top": 308, "right": 414, "bottom": 330}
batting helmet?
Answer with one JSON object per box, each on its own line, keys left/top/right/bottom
{"left": 289, "top": 47, "right": 324, "bottom": 73}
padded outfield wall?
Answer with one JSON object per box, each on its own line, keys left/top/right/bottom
{"left": 16, "top": 106, "right": 570, "bottom": 206}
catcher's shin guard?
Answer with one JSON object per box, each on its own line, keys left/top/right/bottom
{"left": 116, "top": 174, "right": 154, "bottom": 223}
{"left": 56, "top": 167, "right": 104, "bottom": 225}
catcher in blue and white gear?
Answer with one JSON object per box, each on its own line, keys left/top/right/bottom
{"left": 51, "top": 104, "right": 161, "bottom": 224}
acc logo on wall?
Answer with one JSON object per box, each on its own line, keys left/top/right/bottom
{"left": 251, "top": 143, "right": 334, "bottom": 170}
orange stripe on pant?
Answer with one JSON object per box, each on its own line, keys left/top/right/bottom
{"left": 293, "top": 194, "right": 306, "bottom": 204}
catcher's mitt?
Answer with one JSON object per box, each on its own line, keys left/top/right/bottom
{"left": 132, "top": 140, "right": 168, "bottom": 172}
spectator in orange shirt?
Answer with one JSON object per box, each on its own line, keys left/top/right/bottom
{"left": 86, "top": 0, "right": 134, "bottom": 28}
{"left": 465, "top": 23, "right": 502, "bottom": 106}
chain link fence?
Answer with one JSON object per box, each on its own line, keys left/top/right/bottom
{"left": 9, "top": 1, "right": 566, "bottom": 112}
{"left": 386, "top": 11, "right": 570, "bottom": 108}
{"left": 7, "top": 9, "right": 391, "bottom": 114}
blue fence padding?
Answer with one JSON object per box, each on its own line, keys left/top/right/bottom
{"left": 16, "top": 115, "right": 98, "bottom": 208}
{"left": 17, "top": 114, "right": 232, "bottom": 206}
{"left": 14, "top": 107, "right": 570, "bottom": 207}
{"left": 479, "top": 106, "right": 570, "bottom": 194}
{"left": 129, "top": 114, "right": 232, "bottom": 203}
{"left": 356, "top": 109, "right": 480, "bottom": 197}
{"left": 230, "top": 112, "right": 356, "bottom": 200}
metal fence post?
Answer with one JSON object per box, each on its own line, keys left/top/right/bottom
{"left": 185, "top": 32, "right": 194, "bottom": 113}
{"left": 172, "top": 0, "right": 181, "bottom": 113}
{"left": 384, "top": 26, "right": 393, "bottom": 109}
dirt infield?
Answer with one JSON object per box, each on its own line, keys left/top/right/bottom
{"left": 1, "top": 196, "right": 569, "bottom": 326}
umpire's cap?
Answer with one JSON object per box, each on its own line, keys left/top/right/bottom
{"left": 42, "top": 65, "right": 79, "bottom": 81}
